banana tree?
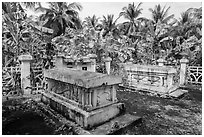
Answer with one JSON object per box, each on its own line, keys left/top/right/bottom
{"left": 2, "top": 3, "right": 28, "bottom": 66}
{"left": 101, "top": 14, "right": 121, "bottom": 39}
{"left": 148, "top": 4, "right": 175, "bottom": 24}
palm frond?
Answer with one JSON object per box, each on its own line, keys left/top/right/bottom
{"left": 67, "top": 2, "right": 82, "bottom": 11}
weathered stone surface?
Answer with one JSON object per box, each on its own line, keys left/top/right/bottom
{"left": 43, "top": 67, "right": 126, "bottom": 130}
{"left": 44, "top": 68, "right": 122, "bottom": 88}
{"left": 36, "top": 99, "right": 91, "bottom": 135}
{"left": 19, "top": 54, "right": 33, "bottom": 95}
{"left": 169, "top": 89, "right": 188, "bottom": 98}
{"left": 41, "top": 91, "right": 125, "bottom": 129}
{"left": 121, "top": 63, "right": 179, "bottom": 94}
{"left": 18, "top": 54, "right": 33, "bottom": 61}
{"left": 123, "top": 64, "right": 177, "bottom": 74}
{"left": 90, "top": 113, "right": 141, "bottom": 135}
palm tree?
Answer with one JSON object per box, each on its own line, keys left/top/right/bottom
{"left": 101, "top": 14, "right": 121, "bottom": 38}
{"left": 119, "top": 3, "right": 143, "bottom": 61}
{"left": 35, "top": 2, "right": 82, "bottom": 38}
{"left": 171, "top": 8, "right": 202, "bottom": 46}
{"left": 148, "top": 4, "right": 175, "bottom": 24}
{"left": 119, "top": 2, "right": 143, "bottom": 36}
{"left": 83, "top": 15, "right": 102, "bottom": 43}
{"left": 134, "top": 4, "right": 176, "bottom": 61}
{"left": 168, "top": 8, "right": 202, "bottom": 64}
{"left": 83, "top": 15, "right": 102, "bottom": 31}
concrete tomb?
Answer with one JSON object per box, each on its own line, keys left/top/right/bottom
{"left": 121, "top": 63, "right": 179, "bottom": 94}
{"left": 41, "top": 68, "right": 126, "bottom": 129}
{"left": 57, "top": 54, "right": 97, "bottom": 72}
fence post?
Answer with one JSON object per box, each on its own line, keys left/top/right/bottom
{"left": 104, "top": 57, "right": 112, "bottom": 75}
{"left": 180, "top": 57, "right": 189, "bottom": 85}
{"left": 55, "top": 54, "right": 65, "bottom": 68}
{"left": 88, "top": 54, "right": 97, "bottom": 72}
{"left": 157, "top": 58, "right": 165, "bottom": 66}
{"left": 18, "top": 54, "right": 33, "bottom": 95}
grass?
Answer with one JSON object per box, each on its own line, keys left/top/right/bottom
{"left": 117, "top": 86, "right": 202, "bottom": 135}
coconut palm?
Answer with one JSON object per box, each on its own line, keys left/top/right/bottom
{"left": 119, "top": 2, "right": 143, "bottom": 36}
{"left": 35, "top": 2, "right": 82, "bottom": 38}
{"left": 83, "top": 15, "right": 102, "bottom": 30}
{"left": 168, "top": 8, "right": 202, "bottom": 65}
{"left": 148, "top": 4, "right": 175, "bottom": 24}
{"left": 101, "top": 14, "right": 121, "bottom": 38}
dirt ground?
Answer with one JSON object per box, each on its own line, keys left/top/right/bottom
{"left": 117, "top": 86, "right": 202, "bottom": 135}
{"left": 2, "top": 86, "right": 202, "bottom": 135}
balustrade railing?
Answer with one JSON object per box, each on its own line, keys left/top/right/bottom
{"left": 187, "top": 66, "right": 202, "bottom": 85}
{"left": 3, "top": 66, "right": 21, "bottom": 73}
{"left": 2, "top": 66, "right": 21, "bottom": 96}
{"left": 31, "top": 66, "right": 45, "bottom": 91}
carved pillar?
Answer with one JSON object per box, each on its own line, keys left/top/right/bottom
{"left": 84, "top": 90, "right": 92, "bottom": 110}
{"left": 180, "top": 57, "right": 189, "bottom": 85}
{"left": 160, "top": 76, "right": 164, "bottom": 87}
{"left": 18, "top": 54, "right": 33, "bottom": 95}
{"left": 78, "top": 88, "right": 82, "bottom": 105}
{"left": 55, "top": 54, "right": 65, "bottom": 69}
{"left": 88, "top": 91, "right": 92, "bottom": 107}
{"left": 167, "top": 74, "right": 174, "bottom": 87}
{"left": 157, "top": 59, "right": 166, "bottom": 87}
{"left": 92, "top": 90, "right": 97, "bottom": 108}
{"left": 104, "top": 57, "right": 112, "bottom": 75}
{"left": 90, "top": 59, "right": 96, "bottom": 72}
{"left": 81, "top": 90, "right": 85, "bottom": 106}
{"left": 112, "top": 85, "right": 117, "bottom": 102}
{"left": 88, "top": 54, "right": 97, "bottom": 72}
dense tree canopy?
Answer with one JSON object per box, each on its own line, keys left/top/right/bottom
{"left": 2, "top": 2, "right": 202, "bottom": 68}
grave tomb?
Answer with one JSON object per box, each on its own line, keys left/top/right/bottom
{"left": 41, "top": 68, "right": 125, "bottom": 129}
{"left": 62, "top": 54, "right": 97, "bottom": 72}
{"left": 122, "top": 63, "right": 179, "bottom": 94}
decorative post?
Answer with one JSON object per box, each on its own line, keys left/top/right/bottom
{"left": 92, "top": 90, "right": 97, "bottom": 108}
{"left": 157, "top": 58, "right": 165, "bottom": 87}
{"left": 180, "top": 57, "right": 189, "bottom": 85}
{"left": 18, "top": 54, "right": 33, "bottom": 95}
{"left": 55, "top": 54, "right": 65, "bottom": 68}
{"left": 104, "top": 57, "right": 112, "bottom": 75}
{"left": 112, "top": 85, "right": 117, "bottom": 102}
{"left": 88, "top": 54, "right": 97, "bottom": 72}
{"left": 157, "top": 58, "right": 165, "bottom": 66}
{"left": 88, "top": 91, "right": 92, "bottom": 107}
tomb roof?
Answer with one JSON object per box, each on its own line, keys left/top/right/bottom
{"left": 122, "top": 64, "right": 177, "bottom": 74}
{"left": 44, "top": 68, "right": 122, "bottom": 88}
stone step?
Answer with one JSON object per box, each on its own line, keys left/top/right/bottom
{"left": 168, "top": 89, "right": 188, "bottom": 98}
{"left": 90, "top": 113, "right": 142, "bottom": 135}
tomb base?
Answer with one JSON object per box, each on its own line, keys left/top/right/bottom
{"left": 41, "top": 92, "right": 125, "bottom": 129}
{"left": 130, "top": 84, "right": 179, "bottom": 94}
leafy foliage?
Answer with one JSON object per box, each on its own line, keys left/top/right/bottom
{"left": 36, "top": 2, "right": 82, "bottom": 37}
{"left": 2, "top": 2, "right": 202, "bottom": 69}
